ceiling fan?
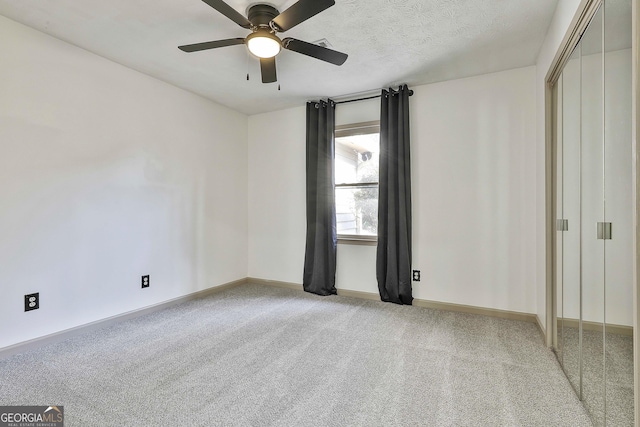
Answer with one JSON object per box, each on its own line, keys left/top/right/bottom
{"left": 178, "top": 0, "right": 348, "bottom": 83}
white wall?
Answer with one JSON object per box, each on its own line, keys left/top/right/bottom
{"left": 0, "top": 16, "right": 248, "bottom": 349}
{"left": 248, "top": 66, "right": 538, "bottom": 315}
{"left": 534, "top": 0, "right": 582, "bottom": 330}
{"left": 411, "top": 67, "right": 537, "bottom": 312}
{"left": 248, "top": 106, "right": 306, "bottom": 284}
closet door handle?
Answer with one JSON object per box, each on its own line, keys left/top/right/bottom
{"left": 597, "top": 222, "right": 612, "bottom": 240}
{"left": 556, "top": 219, "right": 569, "bottom": 231}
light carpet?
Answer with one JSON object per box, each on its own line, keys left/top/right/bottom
{"left": 560, "top": 326, "right": 634, "bottom": 426}
{"left": 0, "top": 283, "right": 593, "bottom": 426}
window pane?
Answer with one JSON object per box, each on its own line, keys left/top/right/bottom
{"left": 334, "top": 126, "right": 379, "bottom": 238}
{"left": 335, "top": 133, "right": 379, "bottom": 185}
{"left": 335, "top": 186, "right": 378, "bottom": 236}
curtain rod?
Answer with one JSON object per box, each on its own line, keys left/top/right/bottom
{"left": 334, "top": 94, "right": 381, "bottom": 105}
{"left": 334, "top": 89, "right": 414, "bottom": 105}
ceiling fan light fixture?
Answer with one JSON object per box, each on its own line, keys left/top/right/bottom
{"left": 246, "top": 32, "right": 281, "bottom": 58}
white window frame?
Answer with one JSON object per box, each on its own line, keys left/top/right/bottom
{"left": 334, "top": 120, "right": 380, "bottom": 246}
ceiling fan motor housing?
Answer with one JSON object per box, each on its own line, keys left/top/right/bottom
{"left": 247, "top": 4, "right": 280, "bottom": 28}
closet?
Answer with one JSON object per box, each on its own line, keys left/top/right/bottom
{"left": 553, "top": 0, "right": 633, "bottom": 425}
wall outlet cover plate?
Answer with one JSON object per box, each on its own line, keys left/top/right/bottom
{"left": 412, "top": 270, "right": 421, "bottom": 282}
{"left": 25, "top": 293, "right": 39, "bottom": 311}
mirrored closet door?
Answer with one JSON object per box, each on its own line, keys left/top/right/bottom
{"left": 554, "top": 0, "right": 633, "bottom": 425}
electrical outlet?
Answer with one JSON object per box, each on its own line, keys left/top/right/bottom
{"left": 141, "top": 275, "right": 150, "bottom": 289}
{"left": 412, "top": 270, "right": 421, "bottom": 282}
{"left": 25, "top": 293, "right": 39, "bottom": 312}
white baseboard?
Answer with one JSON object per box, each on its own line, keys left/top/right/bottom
{"left": 248, "top": 277, "right": 540, "bottom": 326}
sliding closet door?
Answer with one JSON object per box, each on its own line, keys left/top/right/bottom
{"left": 580, "top": 5, "right": 605, "bottom": 423}
{"left": 554, "top": 1, "right": 634, "bottom": 424}
{"left": 603, "top": 0, "right": 634, "bottom": 423}
{"left": 559, "top": 45, "right": 582, "bottom": 397}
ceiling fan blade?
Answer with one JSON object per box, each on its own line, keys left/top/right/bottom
{"left": 178, "top": 38, "right": 245, "bottom": 52}
{"left": 201, "top": 0, "right": 252, "bottom": 29}
{"left": 282, "top": 38, "right": 347, "bottom": 65}
{"left": 260, "top": 57, "right": 277, "bottom": 83}
{"left": 271, "top": 0, "right": 334, "bottom": 32}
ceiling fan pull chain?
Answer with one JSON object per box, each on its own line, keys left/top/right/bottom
{"left": 246, "top": 49, "right": 250, "bottom": 81}
{"left": 278, "top": 84, "right": 281, "bottom": 91}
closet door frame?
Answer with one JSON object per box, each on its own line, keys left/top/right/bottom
{"left": 545, "top": 0, "right": 639, "bottom": 423}
{"left": 634, "top": 0, "right": 639, "bottom": 423}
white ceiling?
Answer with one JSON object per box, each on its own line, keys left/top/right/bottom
{"left": 0, "top": 0, "right": 560, "bottom": 115}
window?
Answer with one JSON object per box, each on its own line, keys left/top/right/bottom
{"left": 334, "top": 121, "right": 380, "bottom": 242}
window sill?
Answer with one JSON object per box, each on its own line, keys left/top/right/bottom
{"left": 337, "top": 236, "right": 377, "bottom": 246}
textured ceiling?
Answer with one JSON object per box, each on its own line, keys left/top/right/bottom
{"left": 0, "top": 0, "right": 560, "bottom": 115}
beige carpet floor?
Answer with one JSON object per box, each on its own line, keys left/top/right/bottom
{"left": 0, "top": 283, "right": 593, "bottom": 426}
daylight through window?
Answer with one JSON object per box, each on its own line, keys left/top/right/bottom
{"left": 335, "top": 121, "right": 380, "bottom": 240}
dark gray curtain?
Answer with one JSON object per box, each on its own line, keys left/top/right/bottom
{"left": 303, "top": 100, "right": 337, "bottom": 296}
{"left": 377, "top": 85, "right": 413, "bottom": 305}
